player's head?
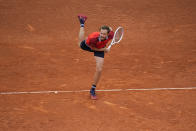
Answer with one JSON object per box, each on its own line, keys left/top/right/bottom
{"left": 99, "top": 25, "right": 111, "bottom": 40}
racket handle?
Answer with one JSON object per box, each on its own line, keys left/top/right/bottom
{"left": 108, "top": 44, "right": 112, "bottom": 49}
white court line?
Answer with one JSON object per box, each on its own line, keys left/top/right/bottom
{"left": 0, "top": 87, "right": 196, "bottom": 95}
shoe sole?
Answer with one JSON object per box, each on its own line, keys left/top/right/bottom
{"left": 77, "top": 14, "right": 87, "bottom": 21}
{"left": 90, "top": 95, "right": 97, "bottom": 100}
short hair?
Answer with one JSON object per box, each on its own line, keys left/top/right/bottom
{"left": 100, "top": 25, "right": 111, "bottom": 34}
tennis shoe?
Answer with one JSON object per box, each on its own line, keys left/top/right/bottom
{"left": 77, "top": 14, "right": 87, "bottom": 25}
{"left": 90, "top": 88, "right": 97, "bottom": 100}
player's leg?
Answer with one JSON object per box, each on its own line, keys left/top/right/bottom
{"left": 90, "top": 52, "right": 104, "bottom": 100}
{"left": 77, "top": 14, "right": 87, "bottom": 47}
{"left": 93, "top": 56, "right": 104, "bottom": 86}
{"left": 78, "top": 27, "right": 85, "bottom": 47}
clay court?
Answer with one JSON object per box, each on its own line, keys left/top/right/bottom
{"left": 0, "top": 0, "right": 196, "bottom": 130}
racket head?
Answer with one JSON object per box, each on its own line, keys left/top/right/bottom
{"left": 112, "top": 27, "right": 124, "bottom": 45}
{"left": 107, "top": 27, "right": 124, "bottom": 49}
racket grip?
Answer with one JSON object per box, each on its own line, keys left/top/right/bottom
{"left": 108, "top": 45, "right": 111, "bottom": 49}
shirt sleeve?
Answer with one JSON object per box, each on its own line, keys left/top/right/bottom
{"left": 86, "top": 32, "right": 99, "bottom": 47}
{"left": 89, "top": 37, "right": 99, "bottom": 47}
{"left": 108, "top": 31, "right": 114, "bottom": 40}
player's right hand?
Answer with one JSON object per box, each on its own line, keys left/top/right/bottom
{"left": 105, "top": 48, "right": 110, "bottom": 53}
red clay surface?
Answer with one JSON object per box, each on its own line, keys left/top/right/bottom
{"left": 0, "top": 0, "right": 196, "bottom": 130}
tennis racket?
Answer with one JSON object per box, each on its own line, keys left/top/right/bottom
{"left": 108, "top": 27, "right": 124, "bottom": 49}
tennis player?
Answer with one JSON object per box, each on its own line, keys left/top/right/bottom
{"left": 77, "top": 14, "right": 114, "bottom": 100}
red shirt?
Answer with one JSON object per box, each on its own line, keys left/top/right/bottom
{"left": 86, "top": 31, "right": 114, "bottom": 49}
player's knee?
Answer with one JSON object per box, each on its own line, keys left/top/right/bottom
{"left": 96, "top": 66, "right": 103, "bottom": 72}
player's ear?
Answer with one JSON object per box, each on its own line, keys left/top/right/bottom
{"left": 99, "top": 26, "right": 104, "bottom": 31}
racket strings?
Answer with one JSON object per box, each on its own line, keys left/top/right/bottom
{"left": 114, "top": 28, "right": 123, "bottom": 43}
{"left": 108, "top": 27, "right": 124, "bottom": 49}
